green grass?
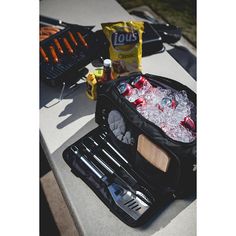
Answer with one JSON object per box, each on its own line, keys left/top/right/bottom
{"left": 117, "top": 0, "right": 196, "bottom": 46}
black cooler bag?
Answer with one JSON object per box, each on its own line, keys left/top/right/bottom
{"left": 63, "top": 72, "right": 196, "bottom": 227}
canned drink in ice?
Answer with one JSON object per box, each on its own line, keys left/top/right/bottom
{"left": 181, "top": 116, "right": 196, "bottom": 131}
{"left": 132, "top": 75, "right": 152, "bottom": 95}
{"left": 158, "top": 97, "right": 177, "bottom": 111}
{"left": 117, "top": 82, "right": 133, "bottom": 96}
{"left": 132, "top": 97, "right": 146, "bottom": 107}
{"left": 161, "top": 97, "right": 172, "bottom": 107}
{"left": 117, "top": 82, "right": 139, "bottom": 102}
{"left": 132, "top": 75, "right": 146, "bottom": 89}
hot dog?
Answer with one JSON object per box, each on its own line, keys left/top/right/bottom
{"left": 40, "top": 47, "right": 49, "bottom": 62}
{"left": 76, "top": 32, "right": 88, "bottom": 48}
{"left": 68, "top": 31, "right": 78, "bottom": 46}
{"left": 49, "top": 46, "right": 59, "bottom": 63}
{"left": 63, "top": 38, "right": 73, "bottom": 54}
{"left": 53, "top": 39, "right": 64, "bottom": 54}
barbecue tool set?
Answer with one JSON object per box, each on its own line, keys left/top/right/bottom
{"left": 64, "top": 127, "right": 159, "bottom": 225}
{"left": 70, "top": 134, "right": 152, "bottom": 221}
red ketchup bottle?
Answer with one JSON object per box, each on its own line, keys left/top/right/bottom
{"left": 101, "top": 59, "right": 114, "bottom": 83}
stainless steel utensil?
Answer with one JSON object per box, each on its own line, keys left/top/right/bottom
{"left": 82, "top": 142, "right": 152, "bottom": 205}
{"left": 97, "top": 133, "right": 156, "bottom": 204}
{"left": 89, "top": 136, "right": 137, "bottom": 184}
{"left": 99, "top": 134, "right": 129, "bottom": 164}
{"left": 71, "top": 145, "right": 150, "bottom": 220}
{"left": 81, "top": 143, "right": 114, "bottom": 174}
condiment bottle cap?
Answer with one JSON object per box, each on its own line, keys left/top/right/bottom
{"left": 103, "top": 59, "right": 112, "bottom": 67}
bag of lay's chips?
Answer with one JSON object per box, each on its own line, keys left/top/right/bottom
{"left": 102, "top": 21, "right": 144, "bottom": 78}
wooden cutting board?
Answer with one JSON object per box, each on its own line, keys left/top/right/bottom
{"left": 137, "top": 134, "right": 171, "bottom": 172}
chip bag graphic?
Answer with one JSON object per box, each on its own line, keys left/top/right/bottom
{"left": 102, "top": 21, "right": 144, "bottom": 77}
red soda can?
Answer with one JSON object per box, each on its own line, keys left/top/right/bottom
{"left": 171, "top": 99, "right": 177, "bottom": 109}
{"left": 117, "top": 82, "right": 132, "bottom": 96}
{"left": 181, "top": 116, "right": 196, "bottom": 131}
{"left": 132, "top": 97, "right": 146, "bottom": 107}
{"left": 132, "top": 75, "right": 147, "bottom": 89}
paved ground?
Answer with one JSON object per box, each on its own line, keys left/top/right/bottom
{"left": 40, "top": 145, "right": 79, "bottom": 236}
{"left": 41, "top": 171, "right": 79, "bottom": 236}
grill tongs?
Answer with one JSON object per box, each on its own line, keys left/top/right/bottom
{"left": 71, "top": 146, "right": 150, "bottom": 220}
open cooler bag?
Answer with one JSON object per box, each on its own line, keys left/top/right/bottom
{"left": 63, "top": 73, "right": 196, "bottom": 227}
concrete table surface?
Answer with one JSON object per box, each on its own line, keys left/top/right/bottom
{"left": 40, "top": 0, "right": 196, "bottom": 235}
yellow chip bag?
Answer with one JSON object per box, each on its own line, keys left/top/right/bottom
{"left": 102, "top": 21, "right": 144, "bottom": 78}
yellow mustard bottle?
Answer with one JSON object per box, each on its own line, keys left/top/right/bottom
{"left": 86, "top": 73, "right": 97, "bottom": 100}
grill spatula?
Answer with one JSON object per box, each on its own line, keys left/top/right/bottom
{"left": 71, "top": 146, "right": 150, "bottom": 220}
